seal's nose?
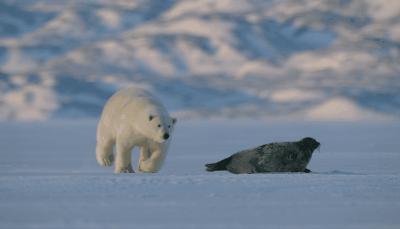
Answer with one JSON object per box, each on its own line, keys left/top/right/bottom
{"left": 163, "top": 133, "right": 170, "bottom": 140}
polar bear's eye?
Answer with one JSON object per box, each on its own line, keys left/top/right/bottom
{"left": 157, "top": 124, "right": 161, "bottom": 128}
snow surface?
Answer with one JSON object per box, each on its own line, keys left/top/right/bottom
{"left": 1, "top": 120, "right": 400, "bottom": 228}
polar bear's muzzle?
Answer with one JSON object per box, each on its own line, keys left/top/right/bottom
{"left": 163, "top": 133, "right": 170, "bottom": 140}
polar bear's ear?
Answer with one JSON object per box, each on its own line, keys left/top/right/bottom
{"left": 172, "top": 117, "right": 177, "bottom": 124}
{"left": 149, "top": 115, "right": 154, "bottom": 121}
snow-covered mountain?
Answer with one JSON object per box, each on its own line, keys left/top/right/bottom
{"left": 0, "top": 0, "right": 399, "bottom": 121}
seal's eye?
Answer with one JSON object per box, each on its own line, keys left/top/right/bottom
{"left": 157, "top": 124, "right": 161, "bottom": 128}
{"left": 168, "top": 125, "right": 171, "bottom": 128}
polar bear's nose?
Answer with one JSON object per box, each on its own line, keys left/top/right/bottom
{"left": 163, "top": 133, "right": 170, "bottom": 140}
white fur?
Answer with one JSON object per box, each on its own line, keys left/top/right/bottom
{"left": 96, "top": 87, "right": 176, "bottom": 173}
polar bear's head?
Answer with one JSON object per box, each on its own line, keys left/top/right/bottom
{"left": 144, "top": 114, "right": 177, "bottom": 143}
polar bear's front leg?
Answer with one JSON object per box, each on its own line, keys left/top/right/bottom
{"left": 114, "top": 140, "right": 134, "bottom": 173}
{"left": 137, "top": 146, "right": 150, "bottom": 172}
{"left": 96, "top": 139, "right": 114, "bottom": 167}
{"left": 139, "top": 149, "right": 166, "bottom": 173}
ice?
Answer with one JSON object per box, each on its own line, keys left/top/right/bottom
{"left": 1, "top": 120, "right": 399, "bottom": 228}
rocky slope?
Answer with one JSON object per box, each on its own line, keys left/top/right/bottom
{"left": 0, "top": 0, "right": 399, "bottom": 121}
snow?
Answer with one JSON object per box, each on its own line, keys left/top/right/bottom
{"left": 96, "top": 9, "right": 121, "bottom": 29}
{"left": 0, "top": 79, "right": 58, "bottom": 121}
{"left": 0, "top": 0, "right": 399, "bottom": 121}
{"left": 1, "top": 120, "right": 400, "bottom": 228}
{"left": 270, "top": 89, "right": 323, "bottom": 103}
{"left": 305, "top": 97, "right": 392, "bottom": 121}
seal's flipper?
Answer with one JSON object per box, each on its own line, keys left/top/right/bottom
{"left": 205, "top": 156, "right": 232, "bottom": 172}
{"left": 304, "top": 168, "right": 311, "bottom": 173}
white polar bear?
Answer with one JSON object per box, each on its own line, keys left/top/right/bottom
{"left": 96, "top": 87, "right": 176, "bottom": 173}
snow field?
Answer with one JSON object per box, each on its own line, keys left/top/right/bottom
{"left": 0, "top": 120, "right": 399, "bottom": 228}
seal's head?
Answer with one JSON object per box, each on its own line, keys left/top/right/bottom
{"left": 298, "top": 137, "right": 320, "bottom": 152}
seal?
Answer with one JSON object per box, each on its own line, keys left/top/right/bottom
{"left": 205, "top": 137, "right": 320, "bottom": 174}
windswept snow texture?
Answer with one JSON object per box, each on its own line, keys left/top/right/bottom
{"left": 1, "top": 120, "right": 400, "bottom": 228}
{"left": 0, "top": 0, "right": 400, "bottom": 121}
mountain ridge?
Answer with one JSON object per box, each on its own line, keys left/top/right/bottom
{"left": 0, "top": 0, "right": 399, "bottom": 121}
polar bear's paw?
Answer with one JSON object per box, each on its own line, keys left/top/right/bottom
{"left": 137, "top": 164, "right": 148, "bottom": 173}
{"left": 115, "top": 164, "right": 134, "bottom": 173}
{"left": 97, "top": 154, "right": 114, "bottom": 167}
{"left": 137, "top": 164, "right": 158, "bottom": 173}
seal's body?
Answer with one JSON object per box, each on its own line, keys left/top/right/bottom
{"left": 205, "top": 137, "right": 320, "bottom": 174}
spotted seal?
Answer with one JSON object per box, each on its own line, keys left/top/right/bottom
{"left": 205, "top": 137, "right": 320, "bottom": 174}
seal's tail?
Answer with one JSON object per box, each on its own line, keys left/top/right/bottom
{"left": 205, "top": 156, "right": 232, "bottom": 172}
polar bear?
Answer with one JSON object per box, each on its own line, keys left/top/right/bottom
{"left": 96, "top": 87, "right": 176, "bottom": 173}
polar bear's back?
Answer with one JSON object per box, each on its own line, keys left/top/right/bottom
{"left": 98, "top": 87, "right": 166, "bottom": 137}
{"left": 102, "top": 88, "right": 164, "bottom": 120}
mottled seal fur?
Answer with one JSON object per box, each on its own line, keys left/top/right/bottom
{"left": 205, "top": 137, "right": 320, "bottom": 174}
